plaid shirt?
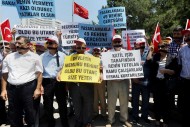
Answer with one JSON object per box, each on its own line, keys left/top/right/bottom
{"left": 168, "top": 41, "right": 181, "bottom": 56}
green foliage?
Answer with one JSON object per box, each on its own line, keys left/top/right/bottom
{"left": 107, "top": 0, "right": 190, "bottom": 41}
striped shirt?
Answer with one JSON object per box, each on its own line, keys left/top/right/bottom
{"left": 178, "top": 45, "right": 190, "bottom": 79}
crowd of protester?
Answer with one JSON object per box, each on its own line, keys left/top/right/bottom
{"left": 0, "top": 26, "right": 189, "bottom": 127}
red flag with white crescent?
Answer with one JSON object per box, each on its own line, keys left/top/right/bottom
{"left": 152, "top": 23, "right": 161, "bottom": 53}
{"left": 74, "top": 2, "right": 89, "bottom": 19}
{"left": 0, "top": 19, "right": 12, "bottom": 42}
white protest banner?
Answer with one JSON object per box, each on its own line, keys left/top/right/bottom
{"left": 16, "top": 0, "right": 55, "bottom": 19}
{"left": 14, "top": 25, "right": 56, "bottom": 43}
{"left": 101, "top": 50, "right": 144, "bottom": 80}
{"left": 61, "top": 22, "right": 79, "bottom": 46}
{"left": 122, "top": 30, "right": 145, "bottom": 48}
{"left": 1, "top": 0, "right": 16, "bottom": 6}
{"left": 78, "top": 23, "right": 113, "bottom": 48}
{"left": 98, "top": 7, "right": 126, "bottom": 29}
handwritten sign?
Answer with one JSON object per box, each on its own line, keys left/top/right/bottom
{"left": 79, "top": 23, "right": 113, "bottom": 48}
{"left": 16, "top": 0, "right": 55, "bottom": 19}
{"left": 98, "top": 7, "right": 126, "bottom": 29}
{"left": 60, "top": 54, "right": 100, "bottom": 83}
{"left": 101, "top": 50, "right": 144, "bottom": 80}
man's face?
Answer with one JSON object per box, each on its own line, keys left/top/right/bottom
{"left": 46, "top": 41, "right": 58, "bottom": 50}
{"left": 112, "top": 39, "right": 122, "bottom": 51}
{"left": 173, "top": 30, "right": 183, "bottom": 43}
{"left": 93, "top": 48, "right": 101, "bottom": 57}
{"left": 15, "top": 38, "right": 29, "bottom": 53}
{"left": 75, "top": 42, "right": 86, "bottom": 54}
{"left": 36, "top": 45, "right": 46, "bottom": 55}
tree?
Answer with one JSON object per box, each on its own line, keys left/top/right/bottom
{"left": 107, "top": 0, "right": 190, "bottom": 40}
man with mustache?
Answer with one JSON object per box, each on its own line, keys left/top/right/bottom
{"left": 40, "top": 35, "right": 69, "bottom": 127}
{"left": 131, "top": 38, "right": 151, "bottom": 125}
{"left": 1, "top": 36, "right": 43, "bottom": 127}
{"left": 106, "top": 35, "right": 132, "bottom": 127}
{"left": 92, "top": 47, "right": 107, "bottom": 120}
{"left": 57, "top": 38, "right": 94, "bottom": 127}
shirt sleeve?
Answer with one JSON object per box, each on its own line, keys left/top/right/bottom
{"left": 35, "top": 55, "right": 43, "bottom": 73}
{"left": 2, "top": 56, "right": 9, "bottom": 73}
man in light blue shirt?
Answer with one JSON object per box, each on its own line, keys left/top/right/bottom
{"left": 178, "top": 28, "right": 190, "bottom": 127}
{"left": 41, "top": 35, "right": 69, "bottom": 127}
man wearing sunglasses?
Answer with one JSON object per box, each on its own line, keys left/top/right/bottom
{"left": 40, "top": 35, "right": 69, "bottom": 127}
{"left": 131, "top": 38, "right": 151, "bottom": 125}
{"left": 1, "top": 36, "right": 43, "bottom": 127}
{"left": 92, "top": 47, "right": 107, "bottom": 120}
{"left": 106, "top": 35, "right": 132, "bottom": 127}
{"left": 57, "top": 38, "right": 94, "bottom": 127}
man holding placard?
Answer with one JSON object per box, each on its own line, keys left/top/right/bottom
{"left": 105, "top": 35, "right": 132, "bottom": 127}
{"left": 57, "top": 38, "right": 96, "bottom": 127}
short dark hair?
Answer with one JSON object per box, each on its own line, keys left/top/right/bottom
{"left": 16, "top": 36, "right": 30, "bottom": 43}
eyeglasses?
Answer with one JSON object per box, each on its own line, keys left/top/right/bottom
{"left": 1, "top": 46, "right": 10, "bottom": 50}
{"left": 113, "top": 41, "right": 121, "bottom": 44}
{"left": 76, "top": 47, "right": 86, "bottom": 50}
{"left": 93, "top": 49, "right": 100, "bottom": 52}
{"left": 46, "top": 41, "right": 56, "bottom": 45}
{"left": 0, "top": 43, "right": 9, "bottom": 46}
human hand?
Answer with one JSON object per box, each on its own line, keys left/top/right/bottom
{"left": 1, "top": 90, "right": 8, "bottom": 101}
{"left": 33, "top": 88, "right": 41, "bottom": 100}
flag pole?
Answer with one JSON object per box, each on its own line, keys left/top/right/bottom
{"left": 72, "top": 0, "right": 74, "bottom": 22}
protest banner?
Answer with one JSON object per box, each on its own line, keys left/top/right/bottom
{"left": 61, "top": 22, "right": 79, "bottom": 46}
{"left": 122, "top": 30, "right": 145, "bottom": 48}
{"left": 16, "top": 0, "right": 55, "bottom": 19}
{"left": 60, "top": 54, "right": 100, "bottom": 83}
{"left": 98, "top": 7, "right": 126, "bottom": 29}
{"left": 101, "top": 50, "right": 144, "bottom": 80}
{"left": 1, "top": 0, "right": 16, "bottom": 6}
{"left": 14, "top": 25, "right": 56, "bottom": 43}
{"left": 78, "top": 23, "right": 113, "bottom": 48}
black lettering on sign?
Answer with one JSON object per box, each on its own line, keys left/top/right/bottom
{"left": 108, "top": 64, "right": 120, "bottom": 68}
{"left": 68, "top": 75, "right": 77, "bottom": 80}
{"left": 106, "top": 75, "right": 120, "bottom": 79}
{"left": 106, "top": 69, "right": 117, "bottom": 73}
{"left": 76, "top": 68, "right": 82, "bottom": 73}
{"left": 78, "top": 75, "right": 92, "bottom": 81}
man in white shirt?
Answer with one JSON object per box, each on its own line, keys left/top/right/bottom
{"left": 1, "top": 36, "right": 43, "bottom": 127}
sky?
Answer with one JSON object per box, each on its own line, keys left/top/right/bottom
{"left": 0, "top": 0, "right": 107, "bottom": 28}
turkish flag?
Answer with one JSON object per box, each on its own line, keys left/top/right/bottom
{"left": 74, "top": 2, "right": 89, "bottom": 19}
{"left": 0, "top": 19, "right": 12, "bottom": 42}
{"left": 126, "top": 34, "right": 132, "bottom": 50}
{"left": 185, "top": 19, "right": 190, "bottom": 29}
{"left": 152, "top": 23, "right": 161, "bottom": 53}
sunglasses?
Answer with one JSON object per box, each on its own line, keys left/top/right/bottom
{"left": 1, "top": 46, "right": 10, "bottom": 50}
{"left": 113, "top": 41, "right": 121, "bottom": 44}
{"left": 0, "top": 43, "right": 9, "bottom": 46}
{"left": 46, "top": 41, "right": 56, "bottom": 45}
{"left": 76, "top": 47, "right": 86, "bottom": 50}
{"left": 93, "top": 49, "right": 100, "bottom": 52}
